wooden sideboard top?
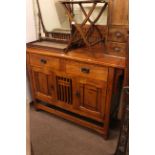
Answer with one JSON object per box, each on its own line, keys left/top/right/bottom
{"left": 27, "top": 45, "right": 126, "bottom": 69}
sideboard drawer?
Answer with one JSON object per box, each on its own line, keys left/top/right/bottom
{"left": 106, "top": 42, "right": 127, "bottom": 57}
{"left": 66, "top": 61, "right": 108, "bottom": 81}
{"left": 29, "top": 54, "right": 60, "bottom": 70}
{"left": 108, "top": 27, "right": 128, "bottom": 43}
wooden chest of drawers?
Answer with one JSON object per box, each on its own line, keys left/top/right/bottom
{"left": 106, "top": 26, "right": 128, "bottom": 57}
{"left": 27, "top": 46, "right": 125, "bottom": 139}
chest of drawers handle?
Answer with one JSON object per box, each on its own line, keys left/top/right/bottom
{"left": 115, "top": 32, "right": 122, "bottom": 38}
{"left": 114, "top": 47, "right": 121, "bottom": 52}
{"left": 40, "top": 59, "right": 47, "bottom": 64}
{"left": 81, "top": 67, "right": 90, "bottom": 74}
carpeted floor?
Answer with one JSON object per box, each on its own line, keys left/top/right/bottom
{"left": 30, "top": 106, "right": 119, "bottom": 155}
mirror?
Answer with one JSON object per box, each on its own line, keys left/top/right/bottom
{"left": 35, "top": 0, "right": 70, "bottom": 32}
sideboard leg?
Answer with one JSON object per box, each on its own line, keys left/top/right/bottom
{"left": 33, "top": 100, "right": 41, "bottom": 111}
{"left": 103, "top": 132, "right": 109, "bottom": 140}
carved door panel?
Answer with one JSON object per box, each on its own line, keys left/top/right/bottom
{"left": 31, "top": 66, "right": 55, "bottom": 102}
{"left": 75, "top": 78, "right": 107, "bottom": 122}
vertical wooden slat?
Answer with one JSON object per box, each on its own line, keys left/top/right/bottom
{"left": 56, "top": 77, "right": 59, "bottom": 100}
{"left": 69, "top": 79, "right": 71, "bottom": 104}
{"left": 62, "top": 77, "right": 64, "bottom": 101}
{"left": 57, "top": 77, "right": 59, "bottom": 100}
{"left": 60, "top": 80, "right": 62, "bottom": 101}
{"left": 64, "top": 85, "right": 66, "bottom": 102}
{"left": 47, "top": 75, "right": 51, "bottom": 96}
{"left": 62, "top": 79, "right": 65, "bottom": 102}
{"left": 66, "top": 85, "right": 69, "bottom": 104}
{"left": 68, "top": 87, "right": 70, "bottom": 104}
{"left": 63, "top": 78, "right": 66, "bottom": 102}
{"left": 56, "top": 75, "right": 72, "bottom": 104}
{"left": 61, "top": 77, "right": 64, "bottom": 101}
{"left": 58, "top": 77, "right": 60, "bottom": 100}
{"left": 70, "top": 79, "right": 72, "bottom": 104}
{"left": 59, "top": 77, "right": 61, "bottom": 100}
{"left": 64, "top": 78, "right": 67, "bottom": 103}
{"left": 58, "top": 84, "right": 61, "bottom": 100}
{"left": 80, "top": 85, "right": 84, "bottom": 107}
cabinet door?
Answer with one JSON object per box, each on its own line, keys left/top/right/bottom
{"left": 108, "top": 0, "right": 129, "bottom": 25}
{"left": 31, "top": 66, "right": 55, "bottom": 102}
{"left": 75, "top": 78, "right": 107, "bottom": 122}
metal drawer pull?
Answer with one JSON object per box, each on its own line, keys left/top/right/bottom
{"left": 40, "top": 59, "right": 47, "bottom": 64}
{"left": 81, "top": 67, "right": 90, "bottom": 74}
{"left": 114, "top": 47, "right": 121, "bottom": 52}
{"left": 115, "top": 32, "right": 122, "bottom": 38}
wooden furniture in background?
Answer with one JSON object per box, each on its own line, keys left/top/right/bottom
{"left": 115, "top": 36, "right": 129, "bottom": 154}
{"left": 60, "top": 0, "right": 108, "bottom": 51}
{"left": 115, "top": 86, "right": 129, "bottom": 155}
{"left": 107, "top": 0, "right": 129, "bottom": 57}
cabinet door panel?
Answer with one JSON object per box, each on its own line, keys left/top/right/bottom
{"left": 31, "top": 66, "right": 55, "bottom": 102}
{"left": 76, "top": 78, "right": 107, "bottom": 122}
{"left": 36, "top": 72, "right": 49, "bottom": 94}
{"left": 81, "top": 85, "right": 100, "bottom": 111}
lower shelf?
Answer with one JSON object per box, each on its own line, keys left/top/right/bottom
{"left": 34, "top": 101, "right": 109, "bottom": 139}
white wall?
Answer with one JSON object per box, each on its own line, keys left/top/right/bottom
{"left": 37, "top": 0, "right": 61, "bottom": 31}
{"left": 26, "top": 0, "right": 37, "bottom": 102}
{"left": 26, "top": 0, "right": 37, "bottom": 42}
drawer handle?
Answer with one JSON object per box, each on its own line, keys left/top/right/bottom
{"left": 40, "top": 59, "right": 47, "bottom": 64}
{"left": 115, "top": 32, "right": 122, "bottom": 38}
{"left": 81, "top": 67, "right": 90, "bottom": 74}
{"left": 114, "top": 47, "right": 121, "bottom": 52}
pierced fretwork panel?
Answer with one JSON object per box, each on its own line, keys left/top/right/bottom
{"left": 56, "top": 76, "right": 72, "bottom": 104}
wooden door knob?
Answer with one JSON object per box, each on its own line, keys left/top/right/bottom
{"left": 115, "top": 32, "right": 122, "bottom": 38}
{"left": 114, "top": 47, "right": 121, "bottom": 52}
{"left": 81, "top": 67, "right": 90, "bottom": 74}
